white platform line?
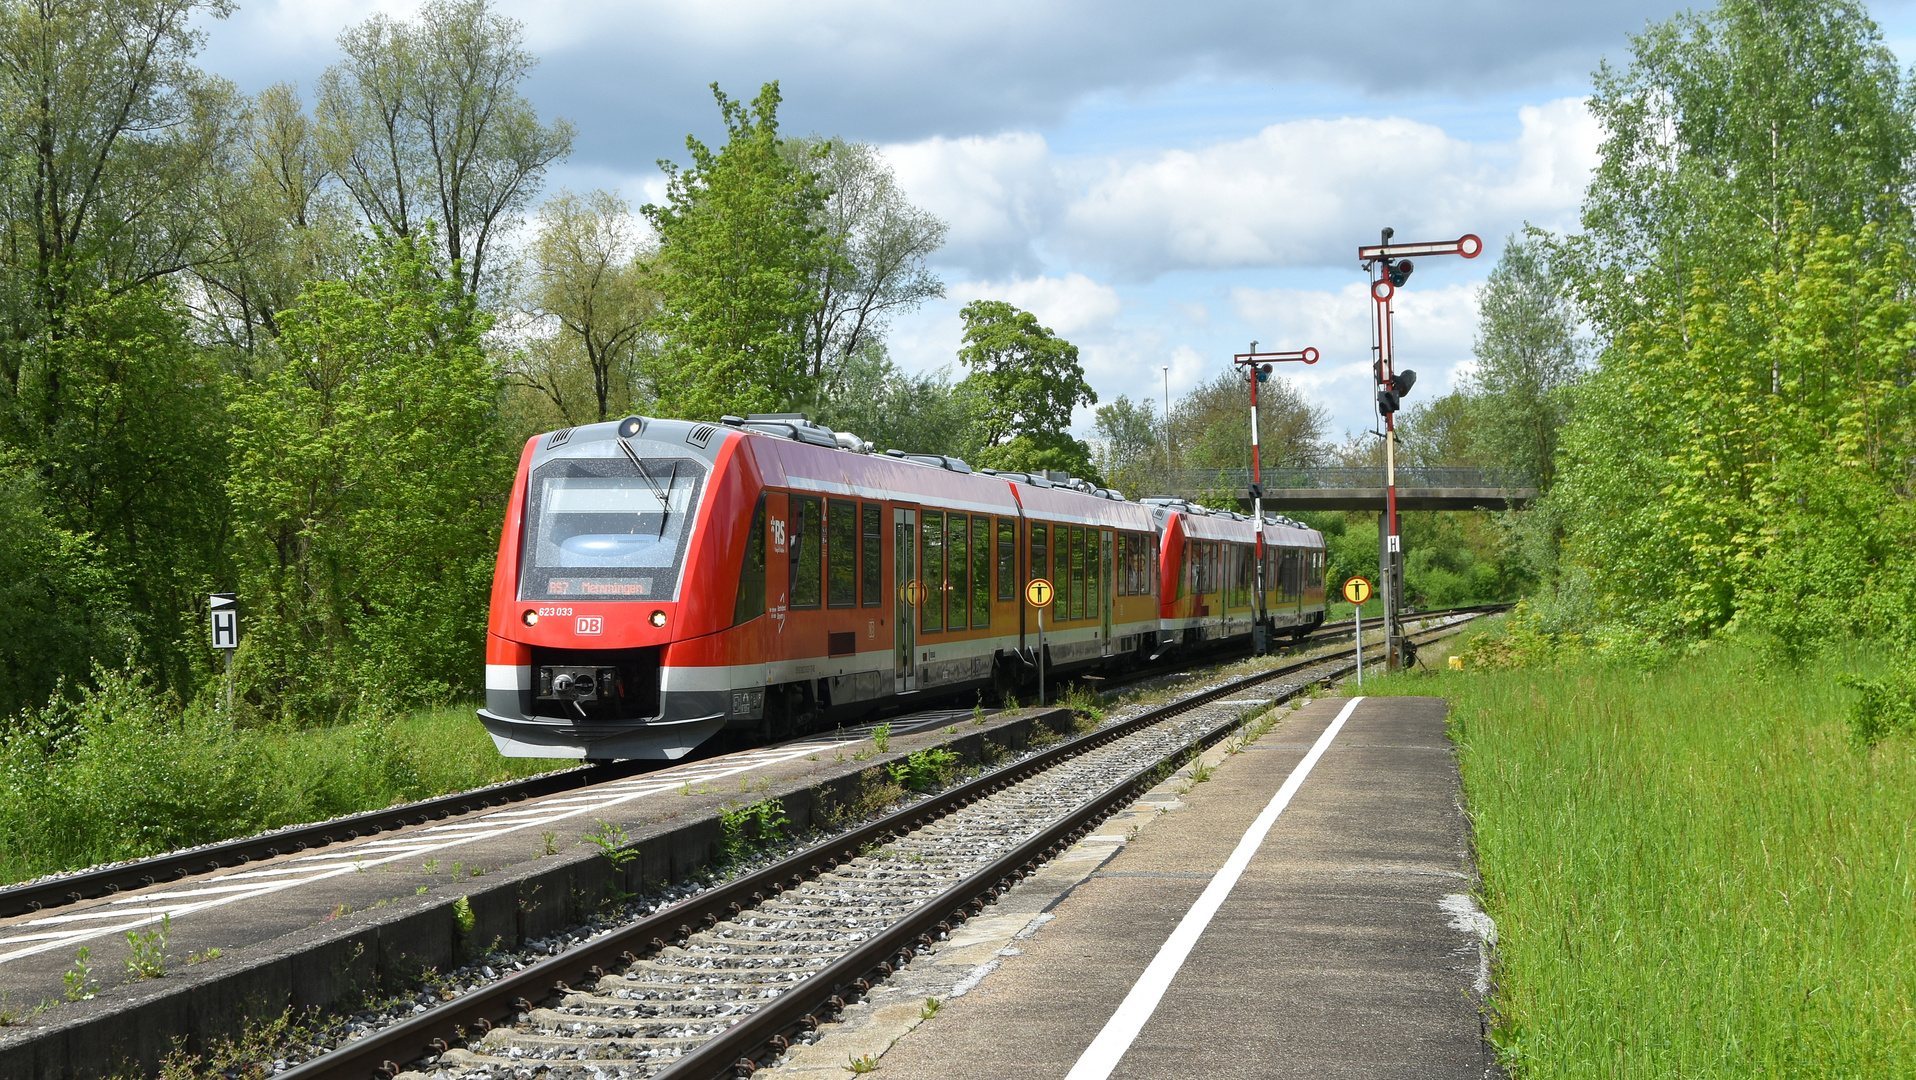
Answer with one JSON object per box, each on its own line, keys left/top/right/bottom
{"left": 1063, "top": 696, "right": 1364, "bottom": 1080}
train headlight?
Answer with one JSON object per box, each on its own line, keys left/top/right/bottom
{"left": 650, "top": 609, "right": 668, "bottom": 627}
{"left": 522, "top": 609, "right": 539, "bottom": 626}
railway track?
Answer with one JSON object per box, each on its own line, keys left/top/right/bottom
{"left": 275, "top": 612, "right": 1486, "bottom": 1080}
{"left": 0, "top": 605, "right": 1501, "bottom": 924}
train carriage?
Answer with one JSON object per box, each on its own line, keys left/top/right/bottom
{"left": 479, "top": 414, "right": 1325, "bottom": 762}
{"left": 1147, "top": 499, "right": 1327, "bottom": 651}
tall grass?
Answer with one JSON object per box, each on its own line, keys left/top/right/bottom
{"left": 0, "top": 667, "right": 569, "bottom": 886}
{"left": 1360, "top": 642, "right": 1916, "bottom": 1077}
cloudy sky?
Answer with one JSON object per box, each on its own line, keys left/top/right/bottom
{"left": 197, "top": 0, "right": 1916, "bottom": 442}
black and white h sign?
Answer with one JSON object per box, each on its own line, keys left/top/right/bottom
{"left": 209, "top": 593, "right": 238, "bottom": 650}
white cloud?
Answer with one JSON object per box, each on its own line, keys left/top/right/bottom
{"left": 951, "top": 273, "right": 1123, "bottom": 336}
{"left": 882, "top": 134, "right": 1061, "bottom": 276}
{"left": 881, "top": 98, "right": 1598, "bottom": 281}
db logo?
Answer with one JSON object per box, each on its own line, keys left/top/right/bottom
{"left": 576, "top": 616, "right": 603, "bottom": 635}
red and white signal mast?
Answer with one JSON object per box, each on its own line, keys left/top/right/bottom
{"left": 1357, "top": 227, "right": 1481, "bottom": 669}
{"left": 1233, "top": 343, "right": 1319, "bottom": 654}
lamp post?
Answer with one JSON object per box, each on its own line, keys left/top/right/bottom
{"left": 1231, "top": 343, "right": 1319, "bottom": 655}
{"left": 1356, "top": 228, "right": 1481, "bottom": 669}
{"left": 1160, "top": 365, "right": 1172, "bottom": 489}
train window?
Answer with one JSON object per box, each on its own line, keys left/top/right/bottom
{"left": 791, "top": 496, "right": 822, "bottom": 609}
{"left": 1149, "top": 535, "right": 1159, "bottom": 597}
{"left": 732, "top": 494, "right": 767, "bottom": 625}
{"left": 1030, "top": 522, "right": 1048, "bottom": 587}
{"left": 860, "top": 503, "right": 882, "bottom": 607}
{"left": 996, "top": 518, "right": 1015, "bottom": 602}
{"left": 827, "top": 499, "right": 857, "bottom": 608}
{"left": 921, "top": 511, "right": 944, "bottom": 633}
{"left": 1086, "top": 530, "right": 1101, "bottom": 620}
{"left": 947, "top": 515, "right": 970, "bottom": 632}
{"left": 1070, "top": 526, "right": 1086, "bottom": 621}
{"left": 1115, "top": 533, "right": 1129, "bottom": 596}
{"left": 972, "top": 515, "right": 992, "bottom": 627}
{"left": 518, "top": 456, "right": 707, "bottom": 602}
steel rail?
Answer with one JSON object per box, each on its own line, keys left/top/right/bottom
{"left": 0, "top": 605, "right": 1504, "bottom": 920}
{"left": 280, "top": 614, "right": 1484, "bottom": 1080}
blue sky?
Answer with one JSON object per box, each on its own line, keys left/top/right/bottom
{"left": 195, "top": 0, "right": 1916, "bottom": 443}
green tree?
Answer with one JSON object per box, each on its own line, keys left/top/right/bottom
{"left": 953, "top": 300, "right": 1098, "bottom": 478}
{"left": 0, "top": 0, "right": 239, "bottom": 344}
{"left": 509, "top": 188, "right": 659, "bottom": 427}
{"left": 1552, "top": 0, "right": 1916, "bottom": 643}
{"left": 227, "top": 232, "right": 506, "bottom": 721}
{"left": 1093, "top": 395, "right": 1163, "bottom": 499}
{"left": 191, "top": 82, "right": 359, "bottom": 367}
{"left": 1567, "top": 0, "right": 1915, "bottom": 333}
{"left": 644, "top": 82, "right": 833, "bottom": 419}
{"left": 26, "top": 287, "right": 229, "bottom": 694}
{"left": 1467, "top": 235, "right": 1580, "bottom": 488}
{"left": 317, "top": 0, "right": 574, "bottom": 299}
{"left": 0, "top": 452, "right": 124, "bottom": 715}
{"left": 811, "top": 340, "right": 973, "bottom": 458}
{"left": 1169, "top": 368, "right": 1328, "bottom": 474}
{"left": 792, "top": 138, "right": 947, "bottom": 392}
{"left": 1396, "top": 391, "right": 1480, "bottom": 469}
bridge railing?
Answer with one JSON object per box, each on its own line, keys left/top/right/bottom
{"left": 1160, "top": 466, "right": 1527, "bottom": 490}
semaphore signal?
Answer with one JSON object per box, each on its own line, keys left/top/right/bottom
{"left": 1358, "top": 227, "right": 1481, "bottom": 671}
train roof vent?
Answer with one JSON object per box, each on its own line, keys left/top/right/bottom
{"left": 991, "top": 471, "right": 1050, "bottom": 487}
{"left": 901, "top": 453, "right": 972, "bottom": 473}
{"left": 741, "top": 415, "right": 839, "bottom": 448}
{"left": 1045, "top": 470, "right": 1071, "bottom": 483}
{"left": 686, "top": 424, "right": 717, "bottom": 447}
{"left": 833, "top": 431, "right": 874, "bottom": 453}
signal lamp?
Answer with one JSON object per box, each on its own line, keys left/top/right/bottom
{"left": 650, "top": 610, "right": 668, "bottom": 627}
{"left": 1256, "top": 363, "right": 1272, "bottom": 382}
{"left": 522, "top": 610, "right": 539, "bottom": 626}
{"left": 1388, "top": 259, "right": 1414, "bottom": 288}
{"left": 617, "top": 415, "right": 644, "bottom": 439}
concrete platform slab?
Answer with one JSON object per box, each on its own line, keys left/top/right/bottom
{"left": 855, "top": 695, "right": 1498, "bottom": 1080}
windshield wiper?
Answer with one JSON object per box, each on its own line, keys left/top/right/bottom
{"left": 616, "top": 437, "right": 673, "bottom": 536}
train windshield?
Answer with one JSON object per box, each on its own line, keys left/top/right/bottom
{"left": 518, "top": 456, "right": 705, "bottom": 602}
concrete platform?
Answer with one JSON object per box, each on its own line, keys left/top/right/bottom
{"left": 0, "top": 706, "right": 1079, "bottom": 1079}
{"left": 848, "top": 695, "right": 1498, "bottom": 1080}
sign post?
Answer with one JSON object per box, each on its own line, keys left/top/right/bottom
{"left": 209, "top": 593, "right": 238, "bottom": 713}
{"left": 1343, "top": 577, "right": 1373, "bottom": 686}
{"left": 1232, "top": 344, "right": 1319, "bottom": 655}
{"left": 1026, "top": 577, "right": 1054, "bottom": 706}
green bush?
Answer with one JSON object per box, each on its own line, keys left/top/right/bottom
{"left": 718, "top": 798, "right": 790, "bottom": 863}
{"left": 0, "top": 669, "right": 568, "bottom": 887}
{"left": 886, "top": 748, "right": 958, "bottom": 792}
{"left": 0, "top": 666, "right": 281, "bottom": 881}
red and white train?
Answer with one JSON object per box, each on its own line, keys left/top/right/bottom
{"left": 481, "top": 415, "right": 1327, "bottom": 761}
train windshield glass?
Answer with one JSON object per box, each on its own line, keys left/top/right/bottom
{"left": 519, "top": 456, "right": 705, "bottom": 602}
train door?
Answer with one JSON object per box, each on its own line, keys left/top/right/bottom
{"left": 893, "top": 507, "right": 918, "bottom": 693}
{"left": 1099, "top": 530, "right": 1115, "bottom": 656}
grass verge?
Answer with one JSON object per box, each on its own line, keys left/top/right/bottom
{"left": 1355, "top": 641, "right": 1916, "bottom": 1077}
{"left": 0, "top": 677, "right": 570, "bottom": 888}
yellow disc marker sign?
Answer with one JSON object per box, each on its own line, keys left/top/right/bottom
{"left": 901, "top": 580, "right": 926, "bottom": 606}
{"left": 1342, "top": 576, "right": 1373, "bottom": 605}
{"left": 1026, "top": 578, "right": 1055, "bottom": 608}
